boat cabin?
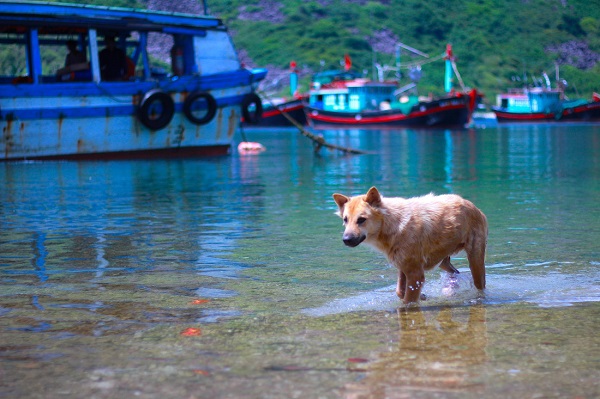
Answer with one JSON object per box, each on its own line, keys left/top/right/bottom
{"left": 309, "top": 80, "right": 398, "bottom": 112}
{"left": 0, "top": 2, "right": 240, "bottom": 85}
{"left": 496, "top": 88, "right": 562, "bottom": 113}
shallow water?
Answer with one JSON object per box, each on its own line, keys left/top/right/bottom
{"left": 1, "top": 123, "right": 599, "bottom": 398}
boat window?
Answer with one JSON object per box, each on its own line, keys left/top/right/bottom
{"left": 337, "top": 94, "right": 347, "bottom": 110}
{"left": 0, "top": 33, "right": 28, "bottom": 84}
{"left": 324, "top": 95, "right": 336, "bottom": 108}
{"left": 94, "top": 31, "right": 183, "bottom": 81}
{"left": 0, "top": 30, "right": 93, "bottom": 84}
{"left": 97, "top": 33, "right": 145, "bottom": 82}
{"left": 194, "top": 30, "right": 240, "bottom": 75}
{"left": 49, "top": 35, "right": 92, "bottom": 83}
{"left": 146, "top": 32, "right": 174, "bottom": 79}
{"left": 133, "top": 31, "right": 198, "bottom": 79}
{"left": 349, "top": 94, "right": 360, "bottom": 110}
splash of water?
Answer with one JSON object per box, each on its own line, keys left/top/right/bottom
{"left": 302, "top": 263, "right": 600, "bottom": 316}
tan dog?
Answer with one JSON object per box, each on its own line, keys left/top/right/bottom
{"left": 333, "top": 187, "right": 487, "bottom": 304}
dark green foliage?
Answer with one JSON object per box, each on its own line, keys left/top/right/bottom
{"left": 211, "top": 0, "right": 600, "bottom": 100}
{"left": 559, "top": 15, "right": 586, "bottom": 37}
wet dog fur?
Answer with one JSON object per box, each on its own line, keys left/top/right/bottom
{"left": 333, "top": 187, "right": 487, "bottom": 304}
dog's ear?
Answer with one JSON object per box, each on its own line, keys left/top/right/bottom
{"left": 333, "top": 193, "right": 349, "bottom": 216}
{"left": 365, "top": 186, "right": 382, "bottom": 207}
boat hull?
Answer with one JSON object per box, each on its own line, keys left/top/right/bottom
{"left": 493, "top": 101, "right": 600, "bottom": 122}
{"left": 1, "top": 79, "right": 262, "bottom": 161}
{"left": 305, "top": 96, "right": 471, "bottom": 129}
{"left": 244, "top": 98, "right": 307, "bottom": 127}
{"left": 9, "top": 145, "right": 231, "bottom": 161}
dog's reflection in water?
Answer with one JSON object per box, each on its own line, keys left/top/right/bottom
{"left": 344, "top": 305, "right": 488, "bottom": 398}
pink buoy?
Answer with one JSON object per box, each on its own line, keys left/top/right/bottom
{"left": 237, "top": 141, "right": 266, "bottom": 154}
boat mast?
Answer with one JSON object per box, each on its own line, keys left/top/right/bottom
{"left": 444, "top": 44, "right": 453, "bottom": 92}
{"left": 375, "top": 42, "right": 429, "bottom": 82}
{"left": 445, "top": 44, "right": 467, "bottom": 93}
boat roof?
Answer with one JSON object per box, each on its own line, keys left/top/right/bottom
{"left": 497, "top": 87, "right": 562, "bottom": 98}
{"left": 346, "top": 79, "right": 397, "bottom": 87}
{"left": 312, "top": 70, "right": 361, "bottom": 84}
{"left": 496, "top": 93, "right": 528, "bottom": 99}
{"left": 0, "top": 1, "right": 224, "bottom": 34}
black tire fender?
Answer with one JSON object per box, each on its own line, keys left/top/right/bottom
{"left": 183, "top": 91, "right": 217, "bottom": 125}
{"left": 137, "top": 89, "right": 175, "bottom": 130}
{"left": 242, "top": 92, "right": 263, "bottom": 124}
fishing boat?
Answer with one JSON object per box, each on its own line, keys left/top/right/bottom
{"left": 304, "top": 45, "right": 477, "bottom": 129}
{"left": 492, "top": 84, "right": 600, "bottom": 122}
{"left": 0, "top": 1, "right": 266, "bottom": 160}
{"left": 305, "top": 80, "right": 475, "bottom": 128}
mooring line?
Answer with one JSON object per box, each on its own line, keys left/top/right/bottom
{"left": 255, "top": 89, "right": 371, "bottom": 155}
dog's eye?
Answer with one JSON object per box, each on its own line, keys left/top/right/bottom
{"left": 357, "top": 217, "right": 367, "bottom": 225}
{"left": 343, "top": 216, "right": 348, "bottom": 224}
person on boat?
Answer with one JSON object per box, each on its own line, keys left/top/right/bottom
{"left": 56, "top": 40, "right": 89, "bottom": 80}
{"left": 65, "top": 40, "right": 86, "bottom": 67}
{"left": 99, "top": 35, "right": 128, "bottom": 81}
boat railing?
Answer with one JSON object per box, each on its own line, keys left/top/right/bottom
{"left": 505, "top": 88, "right": 527, "bottom": 94}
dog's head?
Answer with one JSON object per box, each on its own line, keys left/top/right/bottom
{"left": 333, "top": 186, "right": 383, "bottom": 247}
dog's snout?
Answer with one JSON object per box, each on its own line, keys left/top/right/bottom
{"left": 342, "top": 234, "right": 365, "bottom": 247}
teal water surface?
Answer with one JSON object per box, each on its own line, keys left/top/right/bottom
{"left": 1, "top": 124, "right": 599, "bottom": 398}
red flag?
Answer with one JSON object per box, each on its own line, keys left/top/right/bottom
{"left": 445, "top": 44, "right": 454, "bottom": 60}
{"left": 344, "top": 54, "right": 352, "bottom": 71}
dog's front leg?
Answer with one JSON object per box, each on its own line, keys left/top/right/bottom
{"left": 402, "top": 269, "right": 425, "bottom": 304}
{"left": 396, "top": 270, "right": 406, "bottom": 299}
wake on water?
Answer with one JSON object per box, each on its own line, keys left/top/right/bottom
{"left": 302, "top": 262, "right": 600, "bottom": 317}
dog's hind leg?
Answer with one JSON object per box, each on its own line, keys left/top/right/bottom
{"left": 466, "top": 237, "right": 486, "bottom": 290}
{"left": 439, "top": 256, "right": 460, "bottom": 274}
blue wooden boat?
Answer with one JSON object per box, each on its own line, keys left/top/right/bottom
{"left": 0, "top": 1, "right": 266, "bottom": 160}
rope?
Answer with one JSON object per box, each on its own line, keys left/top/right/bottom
{"left": 451, "top": 61, "right": 467, "bottom": 92}
{"left": 239, "top": 122, "right": 248, "bottom": 142}
{"left": 378, "top": 52, "right": 445, "bottom": 72}
{"left": 397, "top": 52, "right": 445, "bottom": 69}
{"left": 255, "top": 89, "right": 371, "bottom": 155}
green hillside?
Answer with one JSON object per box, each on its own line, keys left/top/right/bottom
{"left": 209, "top": 0, "right": 600, "bottom": 102}
{"left": 5, "top": 0, "right": 600, "bottom": 104}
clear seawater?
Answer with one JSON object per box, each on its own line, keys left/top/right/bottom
{"left": 1, "top": 123, "right": 599, "bottom": 398}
